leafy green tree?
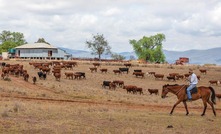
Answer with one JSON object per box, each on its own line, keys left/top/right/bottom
{"left": 35, "top": 38, "right": 50, "bottom": 45}
{"left": 111, "top": 53, "right": 125, "bottom": 61}
{"left": 0, "top": 30, "right": 27, "bottom": 53}
{"left": 0, "top": 30, "right": 26, "bottom": 45}
{"left": 86, "top": 33, "right": 111, "bottom": 60}
{"left": 129, "top": 33, "right": 166, "bottom": 63}
{"left": 0, "top": 41, "right": 17, "bottom": 54}
{"left": 153, "top": 45, "right": 165, "bottom": 62}
{"left": 10, "top": 32, "right": 27, "bottom": 45}
{"left": 0, "top": 30, "right": 11, "bottom": 43}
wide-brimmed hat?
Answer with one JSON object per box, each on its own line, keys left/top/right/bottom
{"left": 189, "top": 68, "right": 193, "bottom": 73}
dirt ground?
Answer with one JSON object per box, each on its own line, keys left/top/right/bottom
{"left": 0, "top": 59, "right": 221, "bottom": 134}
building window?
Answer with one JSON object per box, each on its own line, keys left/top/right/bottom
{"left": 48, "top": 51, "right": 52, "bottom": 57}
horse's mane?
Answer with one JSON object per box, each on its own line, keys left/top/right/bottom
{"left": 164, "top": 84, "right": 179, "bottom": 87}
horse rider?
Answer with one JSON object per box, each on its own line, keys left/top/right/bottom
{"left": 186, "top": 68, "right": 198, "bottom": 101}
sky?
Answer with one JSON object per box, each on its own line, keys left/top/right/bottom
{"left": 0, "top": 0, "right": 221, "bottom": 52}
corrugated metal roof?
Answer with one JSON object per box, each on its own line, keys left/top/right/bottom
{"left": 15, "top": 43, "right": 57, "bottom": 49}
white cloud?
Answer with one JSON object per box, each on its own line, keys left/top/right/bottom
{"left": 101, "top": 8, "right": 122, "bottom": 16}
{"left": 0, "top": 0, "right": 221, "bottom": 52}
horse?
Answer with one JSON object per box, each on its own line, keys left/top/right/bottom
{"left": 161, "top": 84, "right": 216, "bottom": 116}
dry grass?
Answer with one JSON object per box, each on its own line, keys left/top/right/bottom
{"left": 0, "top": 60, "right": 221, "bottom": 133}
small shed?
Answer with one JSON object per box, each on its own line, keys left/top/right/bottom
{"left": 175, "top": 57, "right": 189, "bottom": 65}
{"left": 15, "top": 43, "right": 72, "bottom": 60}
{"left": 179, "top": 57, "right": 189, "bottom": 63}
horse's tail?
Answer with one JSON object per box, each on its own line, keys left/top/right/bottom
{"left": 209, "top": 86, "right": 216, "bottom": 105}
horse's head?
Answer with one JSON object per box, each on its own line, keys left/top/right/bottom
{"left": 162, "top": 84, "right": 184, "bottom": 98}
{"left": 161, "top": 84, "right": 170, "bottom": 98}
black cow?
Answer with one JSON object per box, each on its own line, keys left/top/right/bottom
{"left": 102, "top": 81, "right": 111, "bottom": 88}
{"left": 38, "top": 71, "right": 47, "bottom": 80}
{"left": 119, "top": 68, "right": 129, "bottom": 74}
{"left": 134, "top": 69, "right": 142, "bottom": 72}
{"left": 23, "top": 73, "right": 29, "bottom": 81}
{"left": 32, "top": 76, "right": 37, "bottom": 84}
{"left": 1, "top": 62, "right": 6, "bottom": 67}
{"left": 75, "top": 72, "right": 86, "bottom": 79}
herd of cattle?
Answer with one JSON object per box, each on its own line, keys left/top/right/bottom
{"left": 1, "top": 61, "right": 221, "bottom": 98}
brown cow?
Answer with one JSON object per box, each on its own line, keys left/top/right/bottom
{"left": 64, "top": 64, "right": 73, "bottom": 70}
{"left": 41, "top": 67, "right": 50, "bottom": 74}
{"left": 123, "top": 85, "right": 137, "bottom": 94}
{"left": 52, "top": 69, "right": 61, "bottom": 74}
{"left": 112, "top": 80, "right": 124, "bottom": 87}
{"left": 169, "top": 73, "right": 179, "bottom": 80}
{"left": 65, "top": 72, "right": 74, "bottom": 79}
{"left": 154, "top": 74, "right": 164, "bottom": 80}
{"left": 209, "top": 80, "right": 218, "bottom": 85}
{"left": 167, "top": 76, "right": 176, "bottom": 81}
{"left": 93, "top": 63, "right": 100, "bottom": 68}
{"left": 199, "top": 69, "right": 207, "bottom": 75}
{"left": 2, "top": 67, "right": 10, "bottom": 75}
{"left": 184, "top": 73, "right": 190, "bottom": 78}
{"left": 54, "top": 72, "right": 61, "bottom": 81}
{"left": 109, "top": 82, "right": 117, "bottom": 90}
{"left": 176, "top": 74, "right": 184, "bottom": 80}
{"left": 1, "top": 73, "right": 6, "bottom": 80}
{"left": 148, "top": 71, "right": 155, "bottom": 76}
{"left": 148, "top": 89, "right": 159, "bottom": 95}
{"left": 113, "top": 70, "right": 121, "bottom": 75}
{"left": 169, "top": 73, "right": 179, "bottom": 77}
{"left": 133, "top": 72, "right": 144, "bottom": 78}
{"left": 124, "top": 63, "right": 132, "bottom": 68}
{"left": 14, "top": 69, "right": 20, "bottom": 77}
{"left": 100, "top": 68, "right": 108, "bottom": 73}
{"left": 89, "top": 67, "right": 97, "bottom": 73}
{"left": 215, "top": 94, "right": 221, "bottom": 100}
{"left": 135, "top": 87, "right": 143, "bottom": 95}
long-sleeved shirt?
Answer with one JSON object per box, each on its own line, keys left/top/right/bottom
{"left": 189, "top": 73, "right": 198, "bottom": 85}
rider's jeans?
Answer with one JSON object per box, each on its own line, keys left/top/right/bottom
{"left": 187, "top": 84, "right": 196, "bottom": 99}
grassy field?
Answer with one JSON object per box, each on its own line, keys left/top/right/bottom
{"left": 0, "top": 60, "right": 221, "bottom": 134}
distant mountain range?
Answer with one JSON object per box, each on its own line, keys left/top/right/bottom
{"left": 59, "top": 47, "right": 221, "bottom": 65}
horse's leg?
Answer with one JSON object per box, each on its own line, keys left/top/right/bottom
{"left": 183, "top": 101, "right": 189, "bottom": 115}
{"left": 170, "top": 100, "right": 182, "bottom": 115}
{"left": 207, "top": 100, "right": 216, "bottom": 116}
{"left": 201, "top": 100, "right": 207, "bottom": 116}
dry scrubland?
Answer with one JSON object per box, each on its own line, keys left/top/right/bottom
{"left": 0, "top": 60, "right": 221, "bottom": 134}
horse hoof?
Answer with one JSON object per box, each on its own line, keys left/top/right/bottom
{"left": 201, "top": 114, "right": 205, "bottom": 116}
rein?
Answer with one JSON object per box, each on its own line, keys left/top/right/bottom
{"left": 165, "top": 85, "right": 186, "bottom": 95}
{"left": 175, "top": 85, "right": 186, "bottom": 95}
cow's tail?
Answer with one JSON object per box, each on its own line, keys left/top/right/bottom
{"left": 209, "top": 86, "right": 216, "bottom": 105}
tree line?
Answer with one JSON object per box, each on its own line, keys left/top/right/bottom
{"left": 0, "top": 30, "right": 166, "bottom": 63}
{"left": 86, "top": 33, "right": 166, "bottom": 63}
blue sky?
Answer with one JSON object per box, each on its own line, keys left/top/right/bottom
{"left": 1, "top": 0, "right": 221, "bottom": 52}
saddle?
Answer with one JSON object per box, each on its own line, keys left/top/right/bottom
{"left": 186, "top": 86, "right": 198, "bottom": 94}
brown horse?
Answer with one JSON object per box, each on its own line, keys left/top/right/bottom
{"left": 161, "top": 84, "right": 216, "bottom": 116}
